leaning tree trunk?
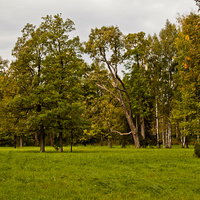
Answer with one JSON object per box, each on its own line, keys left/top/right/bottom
{"left": 94, "top": 53, "right": 140, "bottom": 148}
{"left": 126, "top": 113, "right": 140, "bottom": 148}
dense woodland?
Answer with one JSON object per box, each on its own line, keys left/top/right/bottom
{"left": 0, "top": 3, "right": 199, "bottom": 152}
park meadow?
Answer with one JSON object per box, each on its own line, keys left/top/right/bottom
{"left": 0, "top": 145, "right": 200, "bottom": 200}
{"left": 0, "top": 3, "right": 200, "bottom": 199}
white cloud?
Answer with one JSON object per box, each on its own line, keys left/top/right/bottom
{"left": 0, "top": 0, "right": 198, "bottom": 61}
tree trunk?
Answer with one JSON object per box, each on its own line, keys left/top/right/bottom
{"left": 162, "top": 117, "right": 165, "bottom": 148}
{"left": 35, "top": 133, "right": 38, "bottom": 146}
{"left": 95, "top": 65, "right": 140, "bottom": 148}
{"left": 182, "top": 136, "right": 186, "bottom": 148}
{"left": 166, "top": 124, "right": 169, "bottom": 148}
{"left": 50, "top": 132, "right": 54, "bottom": 147}
{"left": 127, "top": 115, "right": 140, "bottom": 148}
{"left": 121, "top": 136, "right": 126, "bottom": 148}
{"left": 136, "top": 115, "right": 139, "bottom": 136}
{"left": 108, "top": 137, "right": 112, "bottom": 148}
{"left": 59, "top": 132, "right": 63, "bottom": 152}
{"left": 39, "top": 124, "right": 45, "bottom": 153}
{"left": 140, "top": 116, "right": 145, "bottom": 139}
{"left": 197, "top": 119, "right": 199, "bottom": 142}
{"left": 181, "top": 129, "right": 186, "bottom": 148}
{"left": 186, "top": 135, "right": 189, "bottom": 148}
{"left": 14, "top": 135, "right": 17, "bottom": 149}
{"left": 20, "top": 136, "right": 23, "bottom": 148}
{"left": 71, "top": 130, "right": 73, "bottom": 153}
{"left": 156, "top": 97, "right": 160, "bottom": 148}
{"left": 168, "top": 121, "right": 172, "bottom": 148}
{"left": 100, "top": 135, "right": 104, "bottom": 146}
{"left": 176, "top": 123, "right": 179, "bottom": 138}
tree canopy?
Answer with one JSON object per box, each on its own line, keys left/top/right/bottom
{"left": 0, "top": 11, "right": 200, "bottom": 151}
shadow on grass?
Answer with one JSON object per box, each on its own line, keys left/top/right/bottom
{"left": 1, "top": 146, "right": 132, "bottom": 154}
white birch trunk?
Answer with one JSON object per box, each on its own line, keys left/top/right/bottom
{"left": 140, "top": 116, "right": 145, "bottom": 139}
{"left": 181, "top": 129, "right": 185, "bottom": 148}
{"left": 166, "top": 124, "right": 168, "bottom": 148}
{"left": 168, "top": 121, "right": 172, "bottom": 148}
{"left": 162, "top": 117, "right": 165, "bottom": 148}
{"left": 156, "top": 97, "right": 160, "bottom": 148}
{"left": 176, "top": 123, "right": 178, "bottom": 138}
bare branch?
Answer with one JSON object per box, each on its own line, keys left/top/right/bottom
{"left": 96, "top": 83, "right": 121, "bottom": 102}
{"left": 99, "top": 48, "right": 117, "bottom": 82}
{"left": 115, "top": 74, "right": 132, "bottom": 116}
{"left": 110, "top": 128, "right": 132, "bottom": 136}
{"left": 114, "top": 86, "right": 126, "bottom": 92}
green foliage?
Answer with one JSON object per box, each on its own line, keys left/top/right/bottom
{"left": 0, "top": 12, "right": 200, "bottom": 148}
{"left": 194, "top": 142, "right": 200, "bottom": 157}
{"left": 0, "top": 14, "right": 88, "bottom": 151}
{"left": 172, "top": 12, "right": 200, "bottom": 141}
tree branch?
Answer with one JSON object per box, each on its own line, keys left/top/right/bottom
{"left": 115, "top": 74, "right": 132, "bottom": 116}
{"left": 110, "top": 128, "right": 132, "bottom": 136}
{"left": 96, "top": 83, "right": 121, "bottom": 102}
{"left": 114, "top": 86, "right": 126, "bottom": 92}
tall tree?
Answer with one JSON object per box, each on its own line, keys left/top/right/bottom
{"left": 38, "top": 14, "right": 87, "bottom": 152}
{"left": 172, "top": 12, "right": 200, "bottom": 145}
{"left": 123, "top": 32, "right": 150, "bottom": 140}
{"left": 85, "top": 26, "right": 140, "bottom": 148}
{"left": 7, "top": 14, "right": 86, "bottom": 152}
{"left": 147, "top": 20, "right": 178, "bottom": 148}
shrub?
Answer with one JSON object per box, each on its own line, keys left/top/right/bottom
{"left": 194, "top": 143, "right": 200, "bottom": 157}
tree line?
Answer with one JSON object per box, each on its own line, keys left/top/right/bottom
{"left": 0, "top": 8, "right": 199, "bottom": 152}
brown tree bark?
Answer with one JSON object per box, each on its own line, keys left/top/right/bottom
{"left": 108, "top": 137, "right": 112, "bottom": 148}
{"left": 14, "top": 135, "right": 17, "bottom": 149}
{"left": 39, "top": 124, "right": 45, "bottom": 153}
{"left": 59, "top": 132, "right": 63, "bottom": 152}
{"left": 101, "top": 135, "right": 104, "bottom": 146}
{"left": 140, "top": 116, "right": 145, "bottom": 139}
{"left": 70, "top": 129, "right": 73, "bottom": 153}
{"left": 20, "top": 136, "right": 23, "bottom": 148}
{"left": 35, "top": 133, "right": 38, "bottom": 146}
{"left": 50, "top": 132, "right": 54, "bottom": 147}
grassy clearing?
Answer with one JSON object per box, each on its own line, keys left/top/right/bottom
{"left": 0, "top": 145, "right": 200, "bottom": 200}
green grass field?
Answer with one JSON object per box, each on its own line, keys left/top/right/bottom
{"left": 0, "top": 145, "right": 200, "bottom": 200}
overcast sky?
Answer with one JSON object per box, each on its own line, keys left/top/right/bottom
{"left": 0, "top": 0, "right": 198, "bottom": 62}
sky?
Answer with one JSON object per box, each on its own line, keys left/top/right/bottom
{"left": 0, "top": 0, "right": 198, "bottom": 62}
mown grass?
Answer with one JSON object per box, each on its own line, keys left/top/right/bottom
{"left": 0, "top": 145, "right": 200, "bottom": 200}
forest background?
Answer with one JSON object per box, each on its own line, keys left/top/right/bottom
{"left": 0, "top": 1, "right": 200, "bottom": 152}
